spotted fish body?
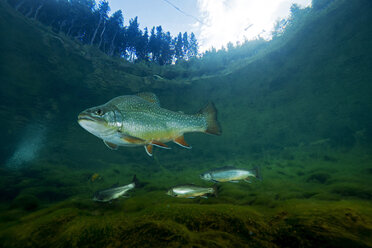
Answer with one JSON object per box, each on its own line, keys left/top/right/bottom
{"left": 167, "top": 184, "right": 216, "bottom": 198}
{"left": 78, "top": 92, "right": 221, "bottom": 156}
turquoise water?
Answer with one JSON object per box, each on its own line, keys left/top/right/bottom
{"left": 0, "top": 0, "right": 372, "bottom": 247}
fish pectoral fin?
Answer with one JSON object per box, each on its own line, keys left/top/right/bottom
{"left": 173, "top": 135, "right": 192, "bottom": 149}
{"left": 121, "top": 134, "right": 145, "bottom": 144}
{"left": 201, "top": 196, "right": 208, "bottom": 199}
{"left": 121, "top": 195, "right": 130, "bottom": 198}
{"left": 145, "top": 145, "right": 153, "bottom": 156}
{"left": 229, "top": 181, "right": 240, "bottom": 183}
{"left": 104, "top": 140, "right": 119, "bottom": 150}
{"left": 151, "top": 141, "right": 171, "bottom": 149}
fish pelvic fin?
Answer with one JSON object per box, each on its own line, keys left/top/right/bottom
{"left": 145, "top": 145, "right": 153, "bottom": 156}
{"left": 198, "top": 102, "right": 221, "bottom": 136}
{"left": 151, "top": 141, "right": 171, "bottom": 149}
{"left": 122, "top": 135, "right": 146, "bottom": 144}
{"left": 104, "top": 140, "right": 119, "bottom": 150}
{"left": 173, "top": 135, "right": 192, "bottom": 149}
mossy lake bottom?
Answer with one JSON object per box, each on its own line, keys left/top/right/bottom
{"left": 1, "top": 145, "right": 371, "bottom": 248}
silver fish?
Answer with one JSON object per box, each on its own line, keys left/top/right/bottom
{"left": 200, "top": 166, "right": 262, "bottom": 183}
{"left": 167, "top": 184, "right": 216, "bottom": 198}
{"left": 93, "top": 175, "right": 138, "bottom": 202}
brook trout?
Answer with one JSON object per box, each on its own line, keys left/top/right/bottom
{"left": 78, "top": 92, "right": 221, "bottom": 156}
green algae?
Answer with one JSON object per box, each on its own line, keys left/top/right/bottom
{"left": 0, "top": 147, "right": 372, "bottom": 247}
{"left": 1, "top": 198, "right": 371, "bottom": 247}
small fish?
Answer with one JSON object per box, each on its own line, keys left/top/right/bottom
{"left": 90, "top": 173, "right": 101, "bottom": 182}
{"left": 93, "top": 175, "right": 139, "bottom": 202}
{"left": 167, "top": 184, "right": 217, "bottom": 198}
{"left": 78, "top": 92, "right": 221, "bottom": 156}
{"left": 200, "top": 166, "right": 262, "bottom": 183}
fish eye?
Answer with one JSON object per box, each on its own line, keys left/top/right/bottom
{"left": 95, "top": 109, "right": 103, "bottom": 116}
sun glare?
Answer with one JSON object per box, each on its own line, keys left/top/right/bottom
{"left": 196, "top": 0, "right": 311, "bottom": 52}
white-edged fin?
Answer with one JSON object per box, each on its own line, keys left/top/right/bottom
{"left": 151, "top": 141, "right": 171, "bottom": 149}
{"left": 104, "top": 140, "right": 118, "bottom": 150}
{"left": 244, "top": 179, "right": 252, "bottom": 184}
{"left": 121, "top": 195, "right": 130, "bottom": 198}
{"left": 173, "top": 135, "right": 192, "bottom": 149}
{"left": 145, "top": 145, "right": 153, "bottom": 156}
{"left": 121, "top": 134, "right": 146, "bottom": 144}
{"left": 201, "top": 196, "right": 208, "bottom": 199}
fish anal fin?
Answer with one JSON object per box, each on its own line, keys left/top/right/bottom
{"left": 151, "top": 141, "right": 171, "bottom": 149}
{"left": 145, "top": 145, "right": 153, "bottom": 156}
{"left": 173, "top": 135, "right": 192, "bottom": 149}
{"left": 104, "top": 140, "right": 118, "bottom": 150}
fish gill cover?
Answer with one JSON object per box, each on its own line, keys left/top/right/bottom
{"left": 0, "top": 0, "right": 372, "bottom": 247}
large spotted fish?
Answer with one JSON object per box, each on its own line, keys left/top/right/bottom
{"left": 78, "top": 92, "right": 221, "bottom": 156}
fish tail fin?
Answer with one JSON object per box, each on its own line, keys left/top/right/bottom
{"left": 212, "top": 184, "right": 219, "bottom": 197}
{"left": 198, "top": 102, "right": 221, "bottom": 135}
{"left": 132, "top": 175, "right": 140, "bottom": 188}
{"left": 253, "top": 166, "right": 263, "bottom": 181}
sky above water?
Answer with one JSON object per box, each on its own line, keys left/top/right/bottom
{"left": 105, "top": 0, "right": 311, "bottom": 51}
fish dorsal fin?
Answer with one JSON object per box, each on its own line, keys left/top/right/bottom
{"left": 104, "top": 140, "right": 118, "bottom": 150}
{"left": 173, "top": 135, "right": 192, "bottom": 149}
{"left": 136, "top": 92, "right": 160, "bottom": 106}
{"left": 145, "top": 144, "right": 153, "bottom": 156}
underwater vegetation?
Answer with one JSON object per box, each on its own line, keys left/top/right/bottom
{"left": 0, "top": 0, "right": 372, "bottom": 247}
{"left": 0, "top": 147, "right": 372, "bottom": 247}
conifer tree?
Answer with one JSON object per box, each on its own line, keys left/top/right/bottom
{"left": 8, "top": 0, "right": 199, "bottom": 64}
{"left": 90, "top": 0, "right": 109, "bottom": 45}
{"left": 174, "top": 32, "right": 183, "bottom": 61}
{"left": 189, "top": 32, "right": 198, "bottom": 58}
{"left": 182, "top": 32, "right": 189, "bottom": 60}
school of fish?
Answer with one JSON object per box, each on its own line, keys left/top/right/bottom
{"left": 79, "top": 93, "right": 261, "bottom": 202}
